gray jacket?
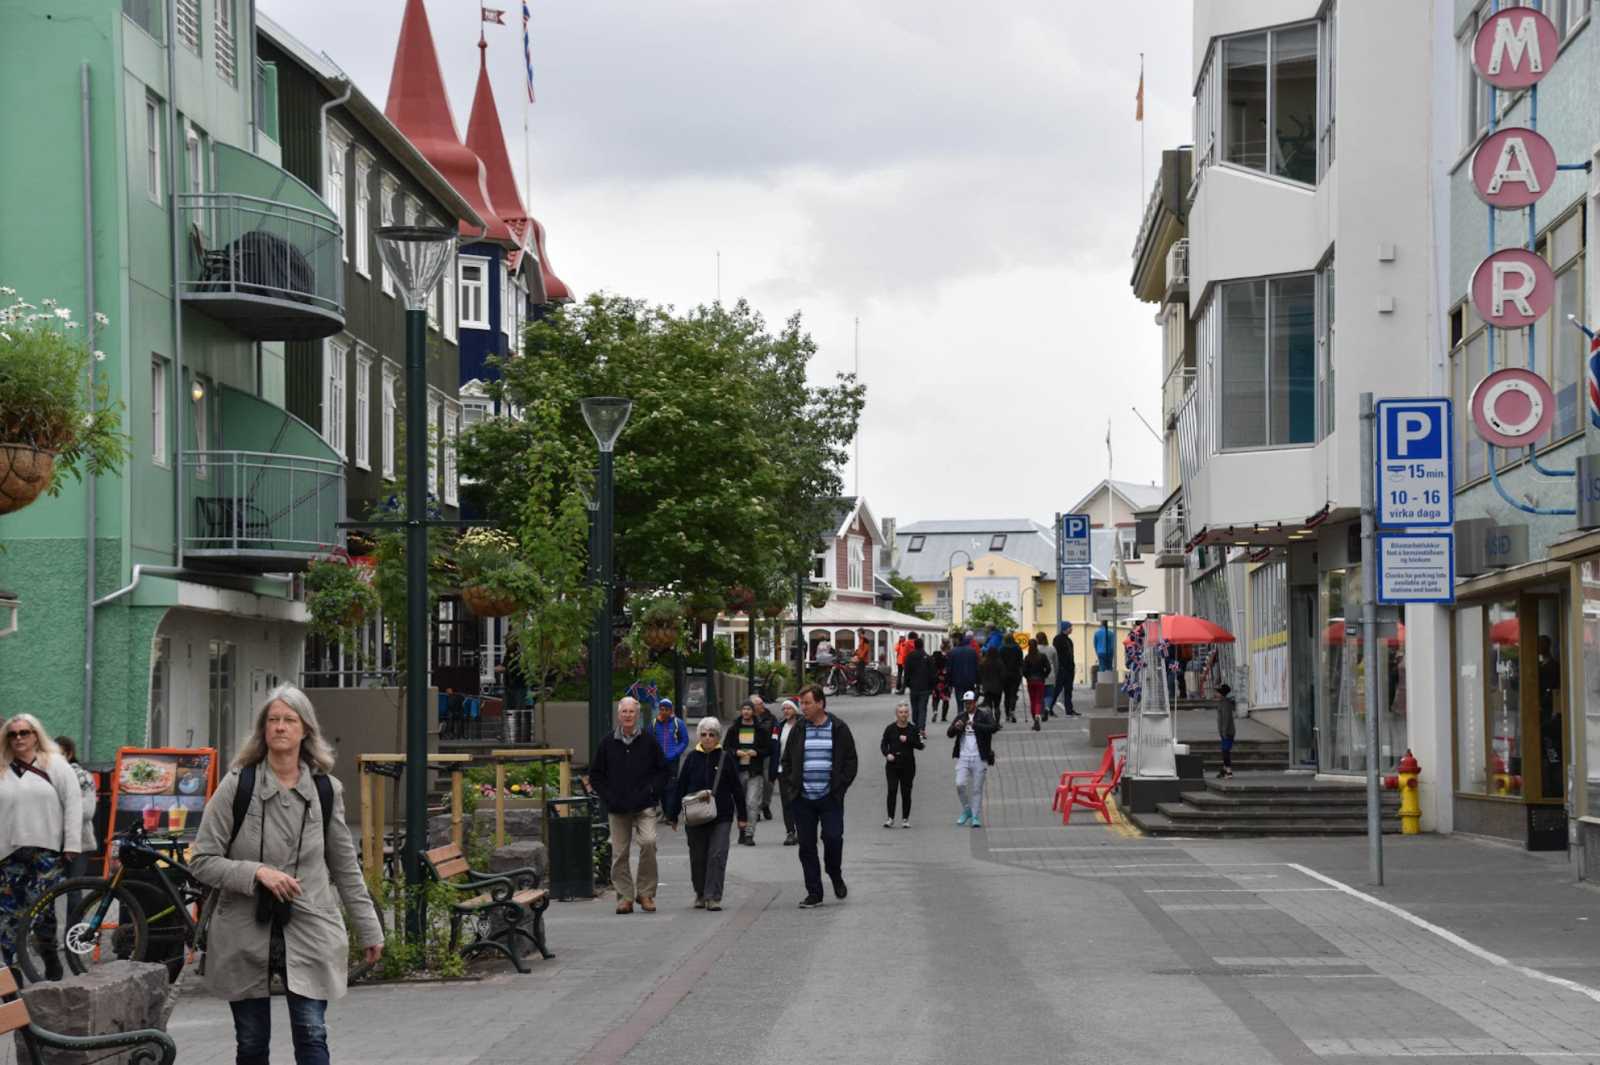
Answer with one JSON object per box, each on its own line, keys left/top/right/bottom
{"left": 190, "top": 765, "right": 383, "bottom": 1002}
{"left": 1217, "top": 695, "right": 1237, "bottom": 739}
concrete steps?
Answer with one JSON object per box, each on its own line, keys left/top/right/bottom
{"left": 1181, "top": 738, "right": 1291, "bottom": 773}
{"left": 1128, "top": 773, "right": 1400, "bottom": 838}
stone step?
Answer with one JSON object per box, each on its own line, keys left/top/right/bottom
{"left": 1183, "top": 789, "right": 1398, "bottom": 810}
{"left": 1129, "top": 811, "right": 1402, "bottom": 837}
{"left": 1154, "top": 801, "right": 1381, "bottom": 822}
{"left": 1183, "top": 740, "right": 1289, "bottom": 752}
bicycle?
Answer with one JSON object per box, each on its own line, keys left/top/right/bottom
{"left": 810, "top": 660, "right": 886, "bottom": 697}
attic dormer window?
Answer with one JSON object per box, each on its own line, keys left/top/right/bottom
{"left": 907, "top": 535, "right": 925, "bottom": 553}
{"left": 990, "top": 534, "right": 1007, "bottom": 552}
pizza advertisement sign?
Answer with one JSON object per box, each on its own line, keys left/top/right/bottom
{"left": 104, "top": 747, "right": 218, "bottom": 872}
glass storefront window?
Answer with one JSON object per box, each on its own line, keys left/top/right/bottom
{"left": 1487, "top": 600, "right": 1522, "bottom": 798}
{"left": 1318, "top": 566, "right": 1404, "bottom": 773}
{"left": 1455, "top": 606, "right": 1485, "bottom": 794}
{"left": 1534, "top": 598, "right": 1565, "bottom": 802}
{"left": 1581, "top": 562, "right": 1600, "bottom": 818}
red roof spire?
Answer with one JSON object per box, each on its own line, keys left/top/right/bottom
{"left": 384, "top": 0, "right": 510, "bottom": 242}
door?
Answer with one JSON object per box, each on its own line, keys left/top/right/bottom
{"left": 1290, "top": 586, "right": 1317, "bottom": 767}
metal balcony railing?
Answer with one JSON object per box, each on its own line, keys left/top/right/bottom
{"left": 183, "top": 450, "right": 344, "bottom": 570}
{"left": 1163, "top": 366, "right": 1197, "bottom": 429}
{"left": 179, "top": 192, "right": 344, "bottom": 340}
{"left": 1164, "top": 238, "right": 1188, "bottom": 296}
{"left": 1154, "top": 497, "right": 1187, "bottom": 568}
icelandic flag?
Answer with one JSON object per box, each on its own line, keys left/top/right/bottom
{"left": 522, "top": 1, "right": 536, "bottom": 103}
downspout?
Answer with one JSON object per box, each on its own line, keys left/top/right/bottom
{"left": 81, "top": 63, "right": 98, "bottom": 755}
{"left": 318, "top": 78, "right": 354, "bottom": 195}
{"left": 93, "top": 564, "right": 293, "bottom": 610}
{"left": 166, "top": 0, "right": 185, "bottom": 570}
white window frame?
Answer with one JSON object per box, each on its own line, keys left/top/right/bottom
{"left": 323, "top": 339, "right": 348, "bottom": 459}
{"left": 443, "top": 403, "right": 460, "bottom": 507}
{"left": 1194, "top": 15, "right": 1330, "bottom": 187}
{"left": 380, "top": 362, "right": 398, "bottom": 480}
{"left": 500, "top": 269, "right": 512, "bottom": 341}
{"left": 1457, "top": 6, "right": 1493, "bottom": 153}
{"left": 184, "top": 123, "right": 204, "bottom": 197}
{"left": 152, "top": 356, "right": 169, "bottom": 467}
{"left": 1117, "top": 527, "right": 1140, "bottom": 561}
{"left": 442, "top": 254, "right": 457, "bottom": 342}
{"left": 145, "top": 97, "right": 163, "bottom": 206}
{"left": 354, "top": 349, "right": 372, "bottom": 470}
{"left": 847, "top": 535, "right": 865, "bottom": 591}
{"left": 378, "top": 174, "right": 398, "bottom": 298}
{"left": 426, "top": 394, "right": 442, "bottom": 497}
{"left": 1316, "top": 257, "right": 1336, "bottom": 439}
{"left": 325, "top": 123, "right": 349, "bottom": 263}
{"left": 458, "top": 256, "right": 489, "bottom": 328}
{"left": 353, "top": 150, "right": 372, "bottom": 278}
{"left": 1212, "top": 272, "right": 1318, "bottom": 453}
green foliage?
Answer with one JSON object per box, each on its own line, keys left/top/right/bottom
{"left": 303, "top": 552, "right": 380, "bottom": 651}
{"left": 455, "top": 527, "right": 527, "bottom": 601}
{"left": 966, "top": 594, "right": 1018, "bottom": 634}
{"left": 465, "top": 761, "right": 563, "bottom": 792}
{"left": 0, "top": 288, "right": 129, "bottom": 492}
{"left": 808, "top": 583, "right": 832, "bottom": 609}
{"left": 361, "top": 875, "right": 466, "bottom": 980}
{"left": 887, "top": 573, "right": 930, "bottom": 618}
{"left": 755, "top": 658, "right": 792, "bottom": 692}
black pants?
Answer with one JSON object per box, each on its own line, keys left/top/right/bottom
{"left": 791, "top": 792, "right": 844, "bottom": 898}
{"left": 895, "top": 664, "right": 905, "bottom": 691}
{"left": 885, "top": 763, "right": 915, "bottom": 819}
{"left": 1002, "top": 678, "right": 1021, "bottom": 716}
{"left": 909, "top": 690, "right": 930, "bottom": 733}
{"left": 982, "top": 688, "right": 1001, "bottom": 713}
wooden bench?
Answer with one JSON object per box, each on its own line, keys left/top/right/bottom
{"left": 423, "top": 844, "right": 552, "bottom": 973}
{"left": 1, "top": 966, "right": 176, "bottom": 1065}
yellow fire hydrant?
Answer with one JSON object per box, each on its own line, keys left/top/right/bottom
{"left": 1390, "top": 749, "right": 1421, "bottom": 835}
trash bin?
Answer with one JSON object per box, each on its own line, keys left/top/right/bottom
{"left": 545, "top": 795, "right": 597, "bottom": 900}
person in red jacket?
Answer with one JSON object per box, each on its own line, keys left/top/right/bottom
{"left": 894, "top": 634, "right": 913, "bottom": 693}
{"left": 852, "top": 632, "right": 872, "bottom": 694}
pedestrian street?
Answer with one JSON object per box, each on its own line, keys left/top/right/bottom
{"left": 119, "top": 693, "right": 1600, "bottom": 1065}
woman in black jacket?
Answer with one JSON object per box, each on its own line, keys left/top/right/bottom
{"left": 664, "top": 717, "right": 749, "bottom": 911}
{"left": 880, "top": 702, "right": 925, "bottom": 828}
{"left": 1022, "top": 638, "right": 1052, "bottom": 731}
{"left": 978, "top": 650, "right": 1004, "bottom": 721}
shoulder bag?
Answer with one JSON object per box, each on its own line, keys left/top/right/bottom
{"left": 681, "top": 749, "right": 726, "bottom": 827}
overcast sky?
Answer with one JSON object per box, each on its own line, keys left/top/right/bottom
{"left": 262, "top": 0, "right": 1193, "bottom": 526}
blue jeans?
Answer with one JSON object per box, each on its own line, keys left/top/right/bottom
{"left": 230, "top": 992, "right": 329, "bottom": 1065}
{"left": 790, "top": 793, "right": 845, "bottom": 898}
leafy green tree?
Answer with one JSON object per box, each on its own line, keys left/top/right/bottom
{"left": 965, "top": 594, "right": 1018, "bottom": 635}
{"left": 887, "top": 573, "right": 930, "bottom": 618}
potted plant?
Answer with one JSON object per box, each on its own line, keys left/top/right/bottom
{"left": 305, "top": 549, "right": 380, "bottom": 645}
{"left": 630, "top": 594, "right": 685, "bottom": 653}
{"left": 456, "top": 528, "right": 522, "bottom": 618}
{"left": 686, "top": 590, "right": 722, "bottom": 626}
{"left": 0, "top": 289, "right": 128, "bottom": 515}
{"left": 808, "top": 583, "right": 832, "bottom": 609}
{"left": 724, "top": 584, "right": 755, "bottom": 614}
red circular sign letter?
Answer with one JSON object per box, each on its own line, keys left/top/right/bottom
{"left": 1471, "top": 127, "right": 1557, "bottom": 210}
{"left": 1473, "top": 8, "right": 1560, "bottom": 90}
{"left": 1469, "top": 367, "right": 1555, "bottom": 448}
{"left": 1470, "top": 248, "right": 1554, "bottom": 329}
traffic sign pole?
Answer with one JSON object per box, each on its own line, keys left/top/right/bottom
{"left": 1360, "top": 392, "right": 1384, "bottom": 887}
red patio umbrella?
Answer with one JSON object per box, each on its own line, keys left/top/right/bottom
{"left": 1324, "top": 619, "right": 1406, "bottom": 648}
{"left": 1158, "top": 614, "right": 1236, "bottom": 645}
{"left": 1489, "top": 617, "right": 1520, "bottom": 645}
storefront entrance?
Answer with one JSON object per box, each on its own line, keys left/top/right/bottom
{"left": 1291, "top": 585, "right": 1318, "bottom": 768}
{"left": 1317, "top": 566, "right": 1405, "bottom": 774}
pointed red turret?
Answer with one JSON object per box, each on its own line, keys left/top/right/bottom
{"left": 384, "top": 0, "right": 511, "bottom": 242}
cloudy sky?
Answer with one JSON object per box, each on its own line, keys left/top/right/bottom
{"left": 262, "top": 0, "right": 1193, "bottom": 525}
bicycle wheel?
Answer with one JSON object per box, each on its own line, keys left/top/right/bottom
{"left": 16, "top": 878, "right": 148, "bottom": 983}
{"left": 821, "top": 669, "right": 841, "bottom": 697}
{"left": 865, "top": 669, "right": 886, "bottom": 696}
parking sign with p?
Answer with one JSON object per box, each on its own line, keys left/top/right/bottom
{"left": 1376, "top": 398, "right": 1453, "bottom": 527}
{"left": 1060, "top": 513, "right": 1090, "bottom": 566}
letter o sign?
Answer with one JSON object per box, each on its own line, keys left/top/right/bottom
{"left": 1469, "top": 367, "right": 1554, "bottom": 448}
{"left": 1470, "top": 247, "right": 1554, "bottom": 329}
{"left": 1471, "top": 127, "right": 1556, "bottom": 209}
{"left": 1473, "top": 8, "right": 1559, "bottom": 90}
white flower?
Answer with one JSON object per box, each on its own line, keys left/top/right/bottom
{"left": 93, "top": 312, "right": 109, "bottom": 327}
{"left": 41, "top": 297, "right": 56, "bottom": 307}
{"left": 64, "top": 321, "right": 80, "bottom": 330}
{"left": 0, "top": 286, "right": 14, "bottom": 296}
{"left": 54, "top": 307, "right": 71, "bottom": 320}
{"left": 93, "top": 350, "right": 106, "bottom": 362}
{"left": 82, "top": 414, "right": 94, "bottom": 429}
{"left": 0, "top": 332, "right": 10, "bottom": 343}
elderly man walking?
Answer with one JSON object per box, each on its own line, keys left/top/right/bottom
{"left": 780, "top": 684, "right": 859, "bottom": 908}
{"left": 589, "top": 697, "right": 668, "bottom": 914}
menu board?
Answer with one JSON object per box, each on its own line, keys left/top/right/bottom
{"left": 104, "top": 747, "right": 218, "bottom": 872}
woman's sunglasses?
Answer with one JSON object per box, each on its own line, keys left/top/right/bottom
{"left": 7, "top": 729, "right": 34, "bottom": 739}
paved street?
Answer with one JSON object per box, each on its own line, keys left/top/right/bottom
{"left": 76, "top": 695, "right": 1600, "bottom": 1064}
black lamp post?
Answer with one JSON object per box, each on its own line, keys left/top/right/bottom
{"left": 948, "top": 550, "right": 975, "bottom": 628}
{"left": 373, "top": 223, "right": 457, "bottom": 924}
{"left": 581, "top": 397, "right": 631, "bottom": 758}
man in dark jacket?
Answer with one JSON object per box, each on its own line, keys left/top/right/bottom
{"left": 1052, "top": 622, "right": 1079, "bottom": 717}
{"left": 999, "top": 636, "right": 1024, "bottom": 723}
{"left": 780, "top": 684, "right": 859, "bottom": 908}
{"left": 904, "top": 635, "right": 934, "bottom": 735}
{"left": 589, "top": 697, "right": 668, "bottom": 914}
{"left": 945, "top": 634, "right": 979, "bottom": 708}
{"left": 948, "top": 691, "right": 998, "bottom": 827}
{"left": 729, "top": 699, "right": 772, "bottom": 846}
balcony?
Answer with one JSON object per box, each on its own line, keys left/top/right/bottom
{"left": 182, "top": 386, "right": 344, "bottom": 571}
{"left": 178, "top": 145, "right": 343, "bottom": 341}
{"left": 1164, "top": 238, "right": 1188, "bottom": 301}
{"left": 1155, "top": 496, "right": 1187, "bottom": 569}
{"left": 1163, "top": 365, "right": 1196, "bottom": 430}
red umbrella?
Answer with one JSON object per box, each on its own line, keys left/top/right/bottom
{"left": 1158, "top": 614, "right": 1236, "bottom": 645}
{"left": 1489, "top": 617, "right": 1520, "bottom": 645}
{"left": 1324, "top": 620, "right": 1406, "bottom": 648}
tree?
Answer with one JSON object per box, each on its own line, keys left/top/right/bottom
{"left": 965, "top": 594, "right": 1018, "bottom": 635}
{"left": 460, "top": 295, "right": 864, "bottom": 614}
{"left": 887, "top": 573, "right": 930, "bottom": 618}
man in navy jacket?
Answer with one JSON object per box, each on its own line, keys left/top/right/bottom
{"left": 590, "top": 697, "right": 668, "bottom": 914}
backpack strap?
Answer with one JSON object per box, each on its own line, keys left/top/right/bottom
{"left": 223, "top": 765, "right": 334, "bottom": 858}
{"left": 314, "top": 773, "right": 334, "bottom": 839}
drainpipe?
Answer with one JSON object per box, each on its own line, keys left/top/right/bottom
{"left": 93, "top": 565, "right": 185, "bottom": 609}
{"left": 166, "top": 0, "right": 185, "bottom": 571}
{"left": 81, "top": 63, "right": 98, "bottom": 755}
{"left": 318, "top": 78, "right": 354, "bottom": 198}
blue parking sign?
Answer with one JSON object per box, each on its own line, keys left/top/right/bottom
{"left": 1060, "top": 513, "right": 1090, "bottom": 566}
{"left": 1376, "top": 398, "right": 1453, "bottom": 527}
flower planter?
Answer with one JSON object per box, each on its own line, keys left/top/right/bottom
{"left": 642, "top": 622, "right": 678, "bottom": 652}
{"left": 761, "top": 603, "right": 785, "bottom": 618}
{"left": 0, "top": 445, "right": 54, "bottom": 515}
{"left": 463, "top": 585, "right": 518, "bottom": 618}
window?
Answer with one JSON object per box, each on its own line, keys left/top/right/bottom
{"left": 1550, "top": 0, "right": 1592, "bottom": 38}
{"left": 1449, "top": 302, "right": 1490, "bottom": 485}
{"left": 354, "top": 350, "right": 372, "bottom": 470}
{"left": 325, "top": 125, "right": 348, "bottom": 262}
{"left": 458, "top": 257, "right": 489, "bottom": 327}
{"left": 208, "top": 640, "right": 236, "bottom": 758}
{"left": 1457, "top": 8, "right": 1493, "bottom": 151}
{"left": 1215, "top": 274, "right": 1316, "bottom": 450}
{"left": 184, "top": 124, "right": 204, "bottom": 197}
{"left": 847, "top": 536, "right": 865, "bottom": 590}
{"left": 1317, "top": 259, "right": 1336, "bottom": 438}
{"left": 151, "top": 357, "right": 169, "bottom": 466}
{"left": 353, "top": 152, "right": 371, "bottom": 278}
{"left": 380, "top": 363, "right": 397, "bottom": 479}
{"left": 192, "top": 375, "right": 210, "bottom": 477}
{"left": 427, "top": 395, "right": 442, "bottom": 496}
{"left": 812, "top": 545, "right": 828, "bottom": 581}
{"left": 175, "top": 0, "right": 199, "bottom": 52}
{"left": 442, "top": 255, "right": 456, "bottom": 342}
{"left": 1197, "top": 17, "right": 1327, "bottom": 185}
{"left": 1538, "top": 210, "right": 1586, "bottom": 444}
{"left": 1317, "top": 3, "right": 1336, "bottom": 178}
{"left": 124, "top": 0, "right": 165, "bottom": 43}
{"left": 989, "top": 534, "right": 1007, "bottom": 552}
{"left": 462, "top": 394, "right": 491, "bottom": 430}
{"left": 443, "top": 404, "right": 460, "bottom": 506}
{"left": 214, "top": 0, "right": 236, "bottom": 85}
{"left": 323, "top": 340, "right": 347, "bottom": 458}
{"left": 501, "top": 270, "right": 512, "bottom": 340}
{"left": 907, "top": 534, "right": 925, "bottom": 553}
{"left": 1117, "top": 527, "right": 1140, "bottom": 561}
{"left": 145, "top": 96, "right": 162, "bottom": 205}
{"left": 378, "top": 175, "right": 398, "bottom": 297}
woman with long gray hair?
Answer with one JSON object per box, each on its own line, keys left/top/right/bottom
{"left": 190, "top": 684, "right": 384, "bottom": 1065}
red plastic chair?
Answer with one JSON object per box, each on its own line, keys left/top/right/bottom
{"left": 1053, "top": 733, "right": 1127, "bottom": 825}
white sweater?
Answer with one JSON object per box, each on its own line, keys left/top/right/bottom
{"left": 0, "top": 755, "right": 84, "bottom": 860}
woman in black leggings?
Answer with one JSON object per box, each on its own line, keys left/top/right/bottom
{"left": 881, "top": 703, "right": 924, "bottom": 828}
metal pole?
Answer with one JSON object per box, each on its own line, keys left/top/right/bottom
{"left": 403, "top": 307, "right": 430, "bottom": 933}
{"left": 1359, "top": 391, "right": 1384, "bottom": 886}
{"left": 590, "top": 450, "right": 615, "bottom": 756}
{"left": 747, "top": 611, "right": 756, "bottom": 692}
{"left": 585, "top": 499, "right": 599, "bottom": 749}
{"left": 81, "top": 62, "right": 98, "bottom": 757}
{"left": 794, "top": 572, "right": 805, "bottom": 687}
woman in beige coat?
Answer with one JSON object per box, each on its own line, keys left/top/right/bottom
{"left": 190, "top": 685, "right": 383, "bottom": 1065}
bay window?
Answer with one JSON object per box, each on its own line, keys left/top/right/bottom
{"left": 1196, "top": 16, "right": 1328, "bottom": 186}
{"left": 1215, "top": 274, "right": 1316, "bottom": 451}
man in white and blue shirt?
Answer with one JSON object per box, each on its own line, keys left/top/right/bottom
{"left": 779, "top": 684, "right": 859, "bottom": 908}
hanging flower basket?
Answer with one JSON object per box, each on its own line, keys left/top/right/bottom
{"left": 0, "top": 445, "right": 55, "bottom": 516}
{"left": 686, "top": 592, "right": 722, "bottom": 625}
{"left": 463, "top": 584, "right": 518, "bottom": 618}
{"left": 761, "top": 602, "right": 785, "bottom": 619}
{"left": 724, "top": 585, "right": 755, "bottom": 614}
{"left": 808, "top": 584, "right": 832, "bottom": 609}
{"left": 642, "top": 622, "right": 679, "bottom": 652}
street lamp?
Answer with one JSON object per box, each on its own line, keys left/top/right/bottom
{"left": 948, "top": 549, "right": 975, "bottom": 628}
{"left": 581, "top": 396, "right": 631, "bottom": 759}
{"left": 374, "top": 223, "right": 456, "bottom": 918}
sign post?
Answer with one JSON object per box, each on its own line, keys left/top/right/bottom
{"left": 1359, "top": 392, "right": 1383, "bottom": 887}
{"left": 1061, "top": 513, "right": 1092, "bottom": 686}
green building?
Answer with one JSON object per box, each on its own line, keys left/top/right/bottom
{"left": 0, "top": 0, "right": 347, "bottom": 761}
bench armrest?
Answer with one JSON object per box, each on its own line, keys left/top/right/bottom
{"left": 466, "top": 865, "right": 542, "bottom": 891}
{"left": 26, "top": 1025, "right": 177, "bottom": 1065}
{"left": 456, "top": 871, "right": 517, "bottom": 901}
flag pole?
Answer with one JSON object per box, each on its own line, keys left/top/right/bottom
{"left": 1138, "top": 52, "right": 1146, "bottom": 215}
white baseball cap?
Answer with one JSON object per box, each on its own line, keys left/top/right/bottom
{"left": 963, "top": 690, "right": 977, "bottom": 702}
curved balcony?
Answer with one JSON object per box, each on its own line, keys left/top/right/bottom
{"left": 178, "top": 144, "right": 344, "bottom": 341}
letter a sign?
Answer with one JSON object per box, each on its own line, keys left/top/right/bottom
{"left": 1473, "top": 7, "right": 1558, "bottom": 89}
{"left": 1471, "top": 127, "right": 1557, "bottom": 209}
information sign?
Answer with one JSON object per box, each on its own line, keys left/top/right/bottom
{"left": 1377, "top": 532, "right": 1455, "bottom": 604}
{"left": 1376, "top": 398, "right": 1453, "bottom": 527}
{"left": 104, "top": 746, "right": 218, "bottom": 873}
{"left": 1060, "top": 566, "right": 1091, "bottom": 596}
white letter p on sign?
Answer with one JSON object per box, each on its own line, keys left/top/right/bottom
{"left": 1397, "top": 413, "right": 1430, "bottom": 456}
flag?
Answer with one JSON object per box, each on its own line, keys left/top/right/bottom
{"left": 481, "top": 6, "right": 505, "bottom": 24}
{"left": 1106, "top": 419, "right": 1113, "bottom": 469}
{"left": 522, "top": 0, "right": 536, "bottom": 102}
{"left": 1135, "top": 68, "right": 1144, "bottom": 121}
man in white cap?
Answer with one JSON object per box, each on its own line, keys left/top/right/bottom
{"left": 946, "top": 690, "right": 997, "bottom": 828}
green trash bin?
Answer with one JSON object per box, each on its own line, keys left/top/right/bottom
{"left": 545, "top": 795, "right": 597, "bottom": 900}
